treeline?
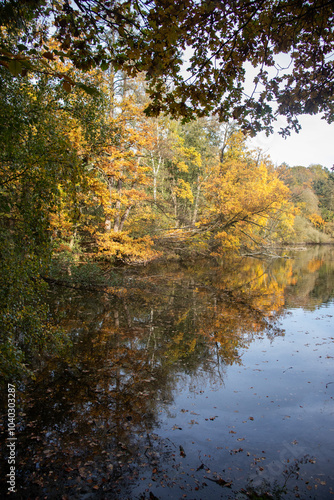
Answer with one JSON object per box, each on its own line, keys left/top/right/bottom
{"left": 0, "top": 65, "right": 332, "bottom": 380}
{"left": 1, "top": 0, "right": 333, "bottom": 382}
{"left": 284, "top": 164, "right": 334, "bottom": 244}
{"left": 1, "top": 66, "right": 297, "bottom": 262}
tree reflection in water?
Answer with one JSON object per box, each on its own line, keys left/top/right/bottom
{"left": 1, "top": 246, "right": 334, "bottom": 498}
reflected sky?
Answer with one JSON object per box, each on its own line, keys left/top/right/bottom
{"left": 1, "top": 246, "right": 334, "bottom": 499}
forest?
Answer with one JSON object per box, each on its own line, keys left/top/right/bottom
{"left": 0, "top": 0, "right": 333, "bottom": 380}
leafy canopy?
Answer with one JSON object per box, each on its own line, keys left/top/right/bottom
{"left": 1, "top": 0, "right": 333, "bottom": 135}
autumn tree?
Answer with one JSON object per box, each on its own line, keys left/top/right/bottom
{"left": 144, "top": 117, "right": 223, "bottom": 236}
{"left": 150, "top": 126, "right": 294, "bottom": 256}
{"left": 0, "top": 71, "right": 71, "bottom": 377}
{"left": 170, "top": 118, "right": 223, "bottom": 227}
{"left": 162, "top": 125, "right": 202, "bottom": 228}
{"left": 69, "top": 73, "right": 160, "bottom": 263}
{"left": 311, "top": 166, "right": 334, "bottom": 221}
{"left": 194, "top": 131, "right": 295, "bottom": 254}
{"left": 1, "top": 0, "right": 333, "bottom": 135}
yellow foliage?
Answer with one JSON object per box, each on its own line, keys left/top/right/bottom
{"left": 197, "top": 135, "right": 294, "bottom": 252}
{"left": 176, "top": 161, "right": 189, "bottom": 173}
{"left": 307, "top": 258, "right": 324, "bottom": 273}
{"left": 173, "top": 179, "right": 194, "bottom": 203}
{"left": 308, "top": 213, "right": 325, "bottom": 229}
{"left": 95, "top": 231, "right": 159, "bottom": 263}
{"left": 212, "top": 231, "right": 240, "bottom": 252}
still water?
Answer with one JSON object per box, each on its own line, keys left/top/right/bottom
{"left": 1, "top": 247, "right": 334, "bottom": 498}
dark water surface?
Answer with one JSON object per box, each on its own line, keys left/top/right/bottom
{"left": 1, "top": 247, "right": 334, "bottom": 499}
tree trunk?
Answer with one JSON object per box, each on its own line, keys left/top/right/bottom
{"left": 113, "top": 178, "right": 122, "bottom": 232}
{"left": 105, "top": 179, "right": 114, "bottom": 232}
{"left": 69, "top": 225, "right": 77, "bottom": 249}
{"left": 151, "top": 154, "right": 163, "bottom": 202}
{"left": 119, "top": 205, "right": 132, "bottom": 231}
{"left": 171, "top": 191, "right": 178, "bottom": 227}
{"left": 192, "top": 176, "right": 201, "bottom": 226}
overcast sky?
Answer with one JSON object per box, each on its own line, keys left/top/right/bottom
{"left": 181, "top": 50, "right": 333, "bottom": 170}
{"left": 243, "top": 56, "right": 334, "bottom": 170}
{"left": 249, "top": 114, "right": 334, "bottom": 169}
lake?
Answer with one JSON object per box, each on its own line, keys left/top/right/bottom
{"left": 1, "top": 246, "right": 334, "bottom": 499}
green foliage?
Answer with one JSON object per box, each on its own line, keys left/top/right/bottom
{"left": 0, "top": 62, "right": 102, "bottom": 381}
{"left": 299, "top": 188, "right": 321, "bottom": 216}
{"left": 0, "top": 238, "right": 70, "bottom": 383}
{"left": 49, "top": 255, "right": 122, "bottom": 288}
{"left": 313, "top": 169, "right": 334, "bottom": 216}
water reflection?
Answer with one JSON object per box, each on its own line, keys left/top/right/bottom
{"left": 1, "top": 246, "right": 334, "bottom": 498}
{"left": 283, "top": 246, "right": 334, "bottom": 309}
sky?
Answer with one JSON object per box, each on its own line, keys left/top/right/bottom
{"left": 181, "top": 48, "right": 334, "bottom": 171}
{"left": 248, "top": 114, "right": 334, "bottom": 169}
{"left": 242, "top": 58, "right": 334, "bottom": 170}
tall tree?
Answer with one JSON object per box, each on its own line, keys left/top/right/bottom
{"left": 74, "top": 73, "right": 160, "bottom": 263}
{"left": 197, "top": 131, "right": 295, "bottom": 253}
{"left": 0, "top": 68, "right": 85, "bottom": 378}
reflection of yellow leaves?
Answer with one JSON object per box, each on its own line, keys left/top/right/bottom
{"left": 307, "top": 258, "right": 323, "bottom": 273}
{"left": 173, "top": 331, "right": 184, "bottom": 343}
{"left": 188, "top": 338, "right": 196, "bottom": 353}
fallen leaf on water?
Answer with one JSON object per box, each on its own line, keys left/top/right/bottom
{"left": 79, "top": 468, "right": 86, "bottom": 477}
{"left": 230, "top": 448, "right": 243, "bottom": 454}
{"left": 205, "top": 476, "right": 232, "bottom": 488}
